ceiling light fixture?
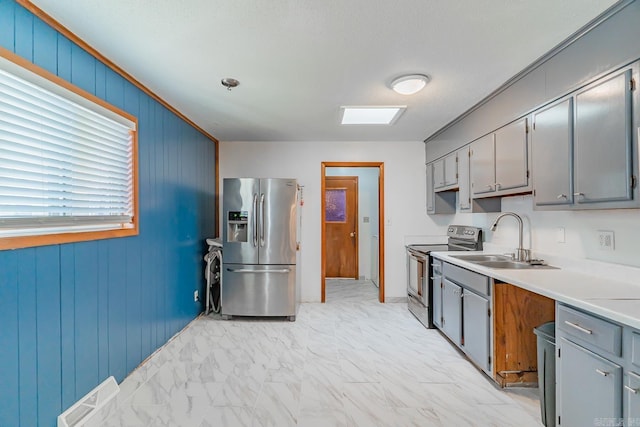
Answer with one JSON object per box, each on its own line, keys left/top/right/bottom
{"left": 340, "top": 106, "right": 406, "bottom": 125}
{"left": 221, "top": 78, "right": 239, "bottom": 91}
{"left": 390, "top": 74, "right": 430, "bottom": 95}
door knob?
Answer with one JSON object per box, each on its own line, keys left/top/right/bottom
{"left": 350, "top": 231, "right": 356, "bottom": 237}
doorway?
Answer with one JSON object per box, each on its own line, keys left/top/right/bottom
{"left": 321, "top": 162, "right": 384, "bottom": 303}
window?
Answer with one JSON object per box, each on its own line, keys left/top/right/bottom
{"left": 0, "top": 50, "right": 138, "bottom": 250}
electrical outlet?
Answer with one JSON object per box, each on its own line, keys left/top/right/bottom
{"left": 597, "top": 230, "right": 615, "bottom": 251}
{"left": 194, "top": 290, "right": 199, "bottom": 302}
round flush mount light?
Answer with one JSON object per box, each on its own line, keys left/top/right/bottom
{"left": 390, "top": 74, "right": 430, "bottom": 95}
{"left": 221, "top": 78, "right": 239, "bottom": 91}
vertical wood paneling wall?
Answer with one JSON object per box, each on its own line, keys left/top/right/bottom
{"left": 0, "top": 2, "right": 217, "bottom": 426}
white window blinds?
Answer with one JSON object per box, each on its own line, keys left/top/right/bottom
{"left": 0, "top": 56, "right": 136, "bottom": 238}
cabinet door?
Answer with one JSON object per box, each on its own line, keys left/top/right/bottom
{"left": 532, "top": 98, "right": 574, "bottom": 206}
{"left": 442, "top": 279, "right": 462, "bottom": 345}
{"left": 458, "top": 146, "right": 471, "bottom": 211}
{"left": 432, "top": 273, "right": 443, "bottom": 329}
{"left": 426, "top": 163, "right": 435, "bottom": 213}
{"left": 558, "top": 337, "right": 622, "bottom": 427}
{"left": 494, "top": 117, "right": 529, "bottom": 191}
{"left": 470, "top": 133, "right": 495, "bottom": 196}
{"left": 574, "top": 68, "right": 633, "bottom": 204}
{"left": 462, "top": 291, "right": 490, "bottom": 372}
{"left": 433, "top": 159, "right": 446, "bottom": 189}
{"left": 626, "top": 371, "right": 640, "bottom": 424}
{"left": 443, "top": 152, "right": 458, "bottom": 187}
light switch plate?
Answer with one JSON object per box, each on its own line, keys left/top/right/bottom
{"left": 556, "top": 227, "right": 565, "bottom": 243}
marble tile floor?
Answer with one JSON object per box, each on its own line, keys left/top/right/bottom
{"left": 87, "top": 279, "right": 542, "bottom": 426}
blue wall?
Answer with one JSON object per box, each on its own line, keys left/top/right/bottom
{"left": 0, "top": 2, "right": 217, "bottom": 426}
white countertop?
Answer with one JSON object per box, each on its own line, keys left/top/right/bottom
{"left": 431, "top": 251, "right": 640, "bottom": 330}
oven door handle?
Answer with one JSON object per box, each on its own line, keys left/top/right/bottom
{"left": 408, "top": 253, "right": 426, "bottom": 262}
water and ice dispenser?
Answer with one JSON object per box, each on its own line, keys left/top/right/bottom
{"left": 227, "top": 211, "right": 248, "bottom": 242}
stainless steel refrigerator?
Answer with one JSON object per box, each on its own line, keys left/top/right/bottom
{"left": 221, "top": 178, "right": 298, "bottom": 320}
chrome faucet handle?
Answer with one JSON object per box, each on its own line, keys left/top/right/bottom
{"left": 503, "top": 252, "right": 515, "bottom": 260}
{"left": 515, "top": 248, "right": 531, "bottom": 262}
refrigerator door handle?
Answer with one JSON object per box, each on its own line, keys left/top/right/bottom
{"left": 260, "top": 192, "right": 266, "bottom": 247}
{"left": 252, "top": 193, "right": 258, "bottom": 247}
{"left": 226, "top": 268, "right": 291, "bottom": 274}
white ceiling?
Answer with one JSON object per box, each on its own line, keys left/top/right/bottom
{"left": 31, "top": 0, "right": 619, "bottom": 142}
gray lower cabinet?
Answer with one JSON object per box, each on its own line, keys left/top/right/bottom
{"left": 441, "top": 278, "right": 462, "bottom": 345}
{"left": 438, "top": 262, "right": 492, "bottom": 376}
{"left": 432, "top": 260, "right": 443, "bottom": 329}
{"left": 558, "top": 337, "right": 622, "bottom": 426}
{"left": 462, "top": 290, "right": 490, "bottom": 372}
{"left": 626, "top": 371, "right": 640, "bottom": 423}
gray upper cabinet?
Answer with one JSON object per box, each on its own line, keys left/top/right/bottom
{"left": 458, "top": 146, "right": 471, "bottom": 211}
{"left": 470, "top": 118, "right": 530, "bottom": 198}
{"left": 433, "top": 152, "right": 458, "bottom": 191}
{"left": 494, "top": 117, "right": 529, "bottom": 191}
{"left": 574, "top": 67, "right": 634, "bottom": 205}
{"left": 532, "top": 97, "right": 574, "bottom": 207}
{"left": 433, "top": 160, "right": 445, "bottom": 189}
{"left": 426, "top": 162, "right": 456, "bottom": 215}
{"left": 470, "top": 133, "right": 495, "bottom": 196}
{"left": 426, "top": 163, "right": 435, "bottom": 213}
{"left": 443, "top": 152, "right": 458, "bottom": 188}
{"left": 531, "top": 62, "right": 639, "bottom": 211}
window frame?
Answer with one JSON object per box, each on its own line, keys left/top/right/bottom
{"left": 0, "top": 46, "right": 139, "bottom": 250}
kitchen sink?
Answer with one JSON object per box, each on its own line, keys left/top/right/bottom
{"left": 449, "top": 254, "right": 558, "bottom": 269}
{"left": 449, "top": 254, "right": 513, "bottom": 262}
{"left": 474, "top": 260, "right": 557, "bottom": 269}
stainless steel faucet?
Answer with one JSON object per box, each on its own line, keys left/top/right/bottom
{"left": 490, "top": 212, "right": 530, "bottom": 262}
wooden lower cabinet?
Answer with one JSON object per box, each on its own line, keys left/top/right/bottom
{"left": 493, "top": 283, "right": 555, "bottom": 387}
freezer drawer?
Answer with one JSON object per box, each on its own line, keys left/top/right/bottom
{"left": 221, "top": 264, "right": 296, "bottom": 318}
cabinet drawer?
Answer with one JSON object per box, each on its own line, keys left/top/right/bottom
{"left": 443, "top": 262, "right": 489, "bottom": 296}
{"left": 557, "top": 305, "right": 622, "bottom": 357}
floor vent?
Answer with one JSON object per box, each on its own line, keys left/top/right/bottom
{"left": 58, "top": 376, "right": 119, "bottom": 427}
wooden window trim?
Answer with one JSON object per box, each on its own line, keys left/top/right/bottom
{"left": 0, "top": 46, "right": 139, "bottom": 250}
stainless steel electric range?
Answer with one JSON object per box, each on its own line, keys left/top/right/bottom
{"left": 406, "top": 225, "right": 483, "bottom": 328}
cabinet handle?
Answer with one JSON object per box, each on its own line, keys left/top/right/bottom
{"left": 486, "top": 184, "right": 494, "bottom": 189}
{"left": 573, "top": 192, "right": 585, "bottom": 197}
{"left": 556, "top": 194, "right": 567, "bottom": 199}
{"left": 563, "top": 320, "right": 593, "bottom": 335}
{"left": 495, "top": 183, "right": 501, "bottom": 189}
{"left": 595, "top": 369, "right": 609, "bottom": 377}
{"left": 625, "top": 385, "right": 638, "bottom": 394}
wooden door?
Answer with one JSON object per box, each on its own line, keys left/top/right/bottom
{"left": 324, "top": 176, "right": 358, "bottom": 278}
